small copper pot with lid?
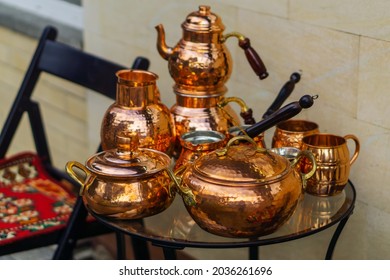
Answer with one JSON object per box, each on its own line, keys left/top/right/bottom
{"left": 65, "top": 132, "right": 175, "bottom": 219}
{"left": 176, "top": 135, "right": 317, "bottom": 238}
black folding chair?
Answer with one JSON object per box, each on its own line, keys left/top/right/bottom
{"left": 0, "top": 25, "right": 150, "bottom": 259}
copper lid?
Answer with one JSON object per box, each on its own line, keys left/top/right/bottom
{"left": 182, "top": 5, "right": 225, "bottom": 33}
{"left": 192, "top": 141, "right": 291, "bottom": 185}
{"left": 85, "top": 132, "right": 170, "bottom": 178}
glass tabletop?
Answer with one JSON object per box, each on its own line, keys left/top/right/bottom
{"left": 87, "top": 181, "right": 356, "bottom": 249}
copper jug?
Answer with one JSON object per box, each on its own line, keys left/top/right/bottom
{"left": 155, "top": 5, "right": 267, "bottom": 154}
{"left": 100, "top": 69, "right": 176, "bottom": 155}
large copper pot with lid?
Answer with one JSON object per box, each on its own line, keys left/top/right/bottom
{"left": 176, "top": 135, "right": 317, "bottom": 238}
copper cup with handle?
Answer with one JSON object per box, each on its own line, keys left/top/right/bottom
{"left": 301, "top": 133, "right": 360, "bottom": 196}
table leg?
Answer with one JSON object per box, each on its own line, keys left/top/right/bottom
{"left": 325, "top": 215, "right": 351, "bottom": 260}
{"left": 162, "top": 247, "right": 177, "bottom": 260}
{"left": 115, "top": 232, "right": 126, "bottom": 259}
{"left": 131, "top": 237, "right": 150, "bottom": 260}
{"left": 249, "top": 246, "right": 259, "bottom": 260}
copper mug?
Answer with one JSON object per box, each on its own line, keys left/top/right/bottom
{"left": 272, "top": 119, "right": 320, "bottom": 149}
{"left": 301, "top": 133, "right": 360, "bottom": 196}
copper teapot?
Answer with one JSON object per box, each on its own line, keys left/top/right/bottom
{"left": 155, "top": 5, "right": 267, "bottom": 155}
{"left": 155, "top": 5, "right": 268, "bottom": 96}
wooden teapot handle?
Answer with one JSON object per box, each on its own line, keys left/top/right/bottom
{"left": 222, "top": 32, "right": 268, "bottom": 80}
{"left": 238, "top": 37, "right": 269, "bottom": 80}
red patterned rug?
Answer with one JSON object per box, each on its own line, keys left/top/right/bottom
{"left": 0, "top": 152, "right": 76, "bottom": 246}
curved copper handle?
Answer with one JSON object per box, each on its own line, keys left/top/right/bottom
{"left": 291, "top": 150, "right": 317, "bottom": 183}
{"left": 65, "top": 161, "right": 96, "bottom": 196}
{"left": 344, "top": 134, "right": 360, "bottom": 166}
{"left": 216, "top": 135, "right": 266, "bottom": 157}
{"left": 222, "top": 32, "right": 268, "bottom": 80}
{"left": 217, "top": 96, "right": 256, "bottom": 124}
{"left": 165, "top": 168, "right": 196, "bottom": 206}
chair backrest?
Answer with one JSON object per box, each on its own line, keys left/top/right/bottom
{"left": 0, "top": 25, "right": 150, "bottom": 259}
{"left": 0, "top": 25, "right": 150, "bottom": 169}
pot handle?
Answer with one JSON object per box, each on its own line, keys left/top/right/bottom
{"left": 290, "top": 150, "right": 317, "bottom": 187}
{"left": 165, "top": 167, "right": 196, "bottom": 206}
{"left": 65, "top": 161, "right": 96, "bottom": 196}
{"left": 216, "top": 135, "right": 267, "bottom": 157}
{"left": 344, "top": 134, "right": 360, "bottom": 166}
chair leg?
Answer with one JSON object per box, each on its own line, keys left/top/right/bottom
{"left": 53, "top": 196, "right": 88, "bottom": 259}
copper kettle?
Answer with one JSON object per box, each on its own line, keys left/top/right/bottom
{"left": 155, "top": 5, "right": 267, "bottom": 155}
{"left": 155, "top": 5, "right": 268, "bottom": 95}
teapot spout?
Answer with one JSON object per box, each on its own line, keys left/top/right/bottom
{"left": 155, "top": 24, "right": 173, "bottom": 60}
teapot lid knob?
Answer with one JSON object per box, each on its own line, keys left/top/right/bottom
{"left": 199, "top": 5, "right": 211, "bottom": 15}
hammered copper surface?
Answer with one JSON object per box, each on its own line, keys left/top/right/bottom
{"left": 66, "top": 132, "right": 175, "bottom": 219}
{"left": 100, "top": 69, "right": 176, "bottom": 155}
{"left": 178, "top": 136, "right": 316, "bottom": 238}
{"left": 272, "top": 119, "right": 319, "bottom": 149}
{"left": 156, "top": 5, "right": 257, "bottom": 157}
{"left": 170, "top": 95, "right": 251, "bottom": 157}
{"left": 301, "top": 133, "right": 360, "bottom": 196}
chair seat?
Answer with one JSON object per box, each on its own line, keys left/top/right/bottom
{"left": 0, "top": 152, "right": 79, "bottom": 246}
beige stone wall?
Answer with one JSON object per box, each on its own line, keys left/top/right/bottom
{"left": 83, "top": 0, "right": 390, "bottom": 259}
{"left": 1, "top": 0, "right": 388, "bottom": 260}
{"left": 0, "top": 26, "right": 90, "bottom": 169}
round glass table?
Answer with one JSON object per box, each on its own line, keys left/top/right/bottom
{"left": 87, "top": 180, "right": 356, "bottom": 260}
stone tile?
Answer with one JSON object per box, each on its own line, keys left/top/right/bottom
{"left": 41, "top": 74, "right": 86, "bottom": 98}
{"left": 289, "top": 0, "right": 390, "bottom": 41}
{"left": 365, "top": 204, "right": 390, "bottom": 259}
{"left": 0, "top": 26, "right": 36, "bottom": 53}
{"left": 0, "top": 42, "right": 9, "bottom": 64}
{"left": 235, "top": 11, "right": 360, "bottom": 117}
{"left": 0, "top": 60, "right": 24, "bottom": 90}
{"left": 358, "top": 37, "right": 390, "bottom": 129}
{"left": 220, "top": 0, "right": 288, "bottom": 18}
{"left": 42, "top": 105, "right": 86, "bottom": 143}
